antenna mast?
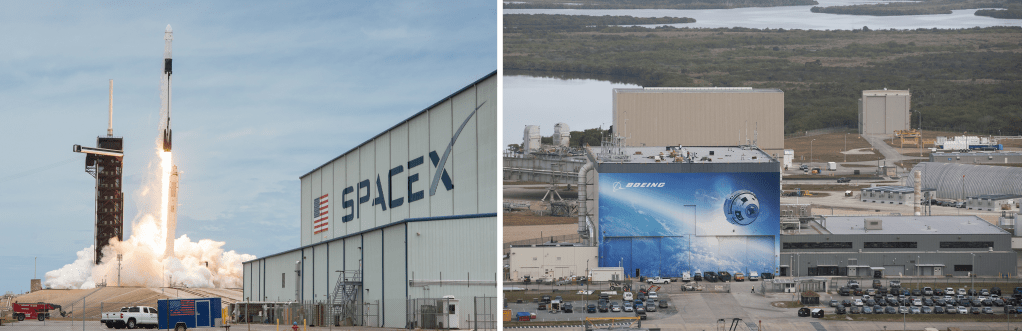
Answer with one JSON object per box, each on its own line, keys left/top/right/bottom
{"left": 108, "top": 79, "right": 113, "bottom": 136}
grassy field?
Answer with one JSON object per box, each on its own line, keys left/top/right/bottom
{"left": 786, "top": 132, "right": 882, "bottom": 164}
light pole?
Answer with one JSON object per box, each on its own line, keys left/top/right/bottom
{"left": 844, "top": 134, "right": 848, "bottom": 162}
{"left": 961, "top": 175, "right": 965, "bottom": 215}
{"left": 971, "top": 253, "right": 977, "bottom": 290}
{"left": 810, "top": 139, "right": 816, "bottom": 170}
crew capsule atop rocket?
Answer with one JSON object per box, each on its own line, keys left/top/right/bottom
{"left": 163, "top": 24, "right": 173, "bottom": 152}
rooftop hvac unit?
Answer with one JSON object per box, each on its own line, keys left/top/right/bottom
{"left": 865, "top": 218, "right": 882, "bottom": 230}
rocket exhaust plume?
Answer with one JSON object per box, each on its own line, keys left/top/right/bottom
{"left": 45, "top": 25, "right": 254, "bottom": 290}
{"left": 162, "top": 24, "right": 173, "bottom": 152}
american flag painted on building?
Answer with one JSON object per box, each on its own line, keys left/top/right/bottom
{"left": 313, "top": 194, "right": 329, "bottom": 234}
{"left": 169, "top": 300, "right": 195, "bottom": 316}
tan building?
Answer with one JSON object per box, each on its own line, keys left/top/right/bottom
{"left": 508, "top": 244, "right": 598, "bottom": 281}
{"left": 858, "top": 89, "right": 911, "bottom": 135}
{"left": 612, "top": 87, "right": 784, "bottom": 158}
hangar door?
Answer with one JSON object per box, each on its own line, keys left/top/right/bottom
{"left": 884, "top": 265, "right": 905, "bottom": 277}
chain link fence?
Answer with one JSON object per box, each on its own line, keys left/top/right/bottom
{"left": 230, "top": 300, "right": 378, "bottom": 327}
{"left": 504, "top": 234, "right": 584, "bottom": 253}
{"left": 471, "top": 296, "right": 497, "bottom": 331}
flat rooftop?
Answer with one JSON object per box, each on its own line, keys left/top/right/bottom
{"left": 933, "top": 151, "right": 1022, "bottom": 156}
{"left": 861, "top": 186, "right": 935, "bottom": 193}
{"left": 591, "top": 146, "right": 774, "bottom": 164}
{"left": 614, "top": 87, "right": 783, "bottom": 94}
{"left": 817, "top": 215, "right": 1008, "bottom": 235}
{"left": 970, "top": 194, "right": 1022, "bottom": 200}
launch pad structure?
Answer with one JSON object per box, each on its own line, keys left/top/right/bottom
{"left": 73, "top": 80, "right": 124, "bottom": 264}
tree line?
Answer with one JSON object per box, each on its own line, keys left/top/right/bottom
{"left": 810, "top": 0, "right": 1010, "bottom": 16}
{"left": 504, "top": 14, "right": 695, "bottom": 33}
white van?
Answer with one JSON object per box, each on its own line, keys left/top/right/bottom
{"left": 749, "top": 271, "right": 759, "bottom": 281}
{"left": 681, "top": 272, "right": 692, "bottom": 282}
{"left": 623, "top": 292, "right": 633, "bottom": 301}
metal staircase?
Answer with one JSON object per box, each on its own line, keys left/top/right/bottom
{"left": 330, "top": 265, "right": 362, "bottom": 326}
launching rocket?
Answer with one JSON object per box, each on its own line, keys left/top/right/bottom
{"left": 163, "top": 24, "right": 173, "bottom": 152}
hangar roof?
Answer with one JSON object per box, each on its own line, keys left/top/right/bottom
{"left": 818, "top": 215, "right": 1008, "bottom": 235}
{"left": 591, "top": 146, "right": 774, "bottom": 164}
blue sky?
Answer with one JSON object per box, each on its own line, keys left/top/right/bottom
{"left": 0, "top": 0, "right": 496, "bottom": 294}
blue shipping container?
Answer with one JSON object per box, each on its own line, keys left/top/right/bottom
{"left": 158, "top": 298, "right": 222, "bottom": 330}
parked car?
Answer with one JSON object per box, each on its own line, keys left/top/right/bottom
{"left": 850, "top": 306, "right": 861, "bottom": 314}
{"left": 587, "top": 304, "right": 597, "bottom": 313}
{"left": 623, "top": 302, "right": 633, "bottom": 312}
{"left": 958, "top": 306, "right": 968, "bottom": 314}
{"left": 862, "top": 306, "right": 873, "bottom": 314}
{"left": 658, "top": 300, "right": 668, "bottom": 309}
{"left": 921, "top": 306, "right": 932, "bottom": 314}
{"left": 830, "top": 300, "right": 839, "bottom": 307}
{"left": 842, "top": 299, "right": 852, "bottom": 307}
{"left": 884, "top": 306, "right": 896, "bottom": 314}
{"left": 958, "top": 288, "right": 967, "bottom": 296}
{"left": 872, "top": 280, "right": 882, "bottom": 289}
{"left": 645, "top": 300, "right": 656, "bottom": 312}
{"left": 923, "top": 287, "right": 933, "bottom": 296}
{"left": 635, "top": 307, "right": 646, "bottom": 320}
{"left": 693, "top": 273, "right": 702, "bottom": 281}
{"left": 839, "top": 287, "right": 851, "bottom": 296}
{"left": 934, "top": 306, "right": 945, "bottom": 314}
{"left": 836, "top": 306, "right": 847, "bottom": 314}
{"left": 734, "top": 273, "right": 745, "bottom": 281}
{"left": 563, "top": 303, "right": 574, "bottom": 313}
{"left": 935, "top": 288, "right": 945, "bottom": 296}
{"left": 837, "top": 177, "right": 851, "bottom": 183}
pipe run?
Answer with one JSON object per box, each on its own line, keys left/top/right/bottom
{"left": 578, "top": 161, "right": 594, "bottom": 244}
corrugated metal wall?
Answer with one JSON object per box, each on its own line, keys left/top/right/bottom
{"left": 782, "top": 233, "right": 1015, "bottom": 277}
{"left": 244, "top": 73, "right": 497, "bottom": 328}
{"left": 612, "top": 88, "right": 784, "bottom": 157}
{"left": 908, "top": 162, "right": 1022, "bottom": 200}
{"left": 860, "top": 90, "right": 910, "bottom": 135}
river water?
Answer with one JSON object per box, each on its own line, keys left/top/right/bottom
{"left": 505, "top": 0, "right": 1022, "bottom": 30}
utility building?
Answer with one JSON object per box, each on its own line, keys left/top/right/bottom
{"left": 243, "top": 72, "right": 497, "bottom": 328}
{"left": 781, "top": 216, "right": 1015, "bottom": 277}
{"left": 858, "top": 90, "right": 910, "bottom": 135}
{"left": 612, "top": 87, "right": 784, "bottom": 158}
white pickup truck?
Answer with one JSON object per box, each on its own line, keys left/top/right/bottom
{"left": 101, "top": 306, "right": 159, "bottom": 329}
{"left": 647, "top": 277, "right": 670, "bottom": 284}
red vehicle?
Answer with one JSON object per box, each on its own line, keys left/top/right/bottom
{"left": 12, "top": 302, "right": 65, "bottom": 321}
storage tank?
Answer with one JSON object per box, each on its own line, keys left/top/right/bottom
{"left": 523, "top": 125, "right": 541, "bottom": 154}
{"left": 553, "top": 123, "right": 571, "bottom": 147}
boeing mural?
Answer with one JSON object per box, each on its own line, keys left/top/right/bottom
{"left": 598, "top": 172, "right": 780, "bottom": 278}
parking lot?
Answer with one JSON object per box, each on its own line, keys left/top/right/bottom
{"left": 506, "top": 279, "right": 1022, "bottom": 330}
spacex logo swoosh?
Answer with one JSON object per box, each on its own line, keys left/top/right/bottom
{"left": 429, "top": 101, "right": 486, "bottom": 196}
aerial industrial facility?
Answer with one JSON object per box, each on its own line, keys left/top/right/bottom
{"left": 243, "top": 71, "right": 497, "bottom": 328}
{"left": 505, "top": 85, "right": 1022, "bottom": 284}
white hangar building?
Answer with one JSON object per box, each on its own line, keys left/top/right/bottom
{"left": 242, "top": 71, "right": 497, "bottom": 328}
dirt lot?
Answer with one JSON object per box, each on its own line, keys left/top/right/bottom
{"left": 504, "top": 223, "right": 577, "bottom": 244}
{"left": 786, "top": 132, "right": 881, "bottom": 164}
{"left": 505, "top": 212, "right": 577, "bottom": 226}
